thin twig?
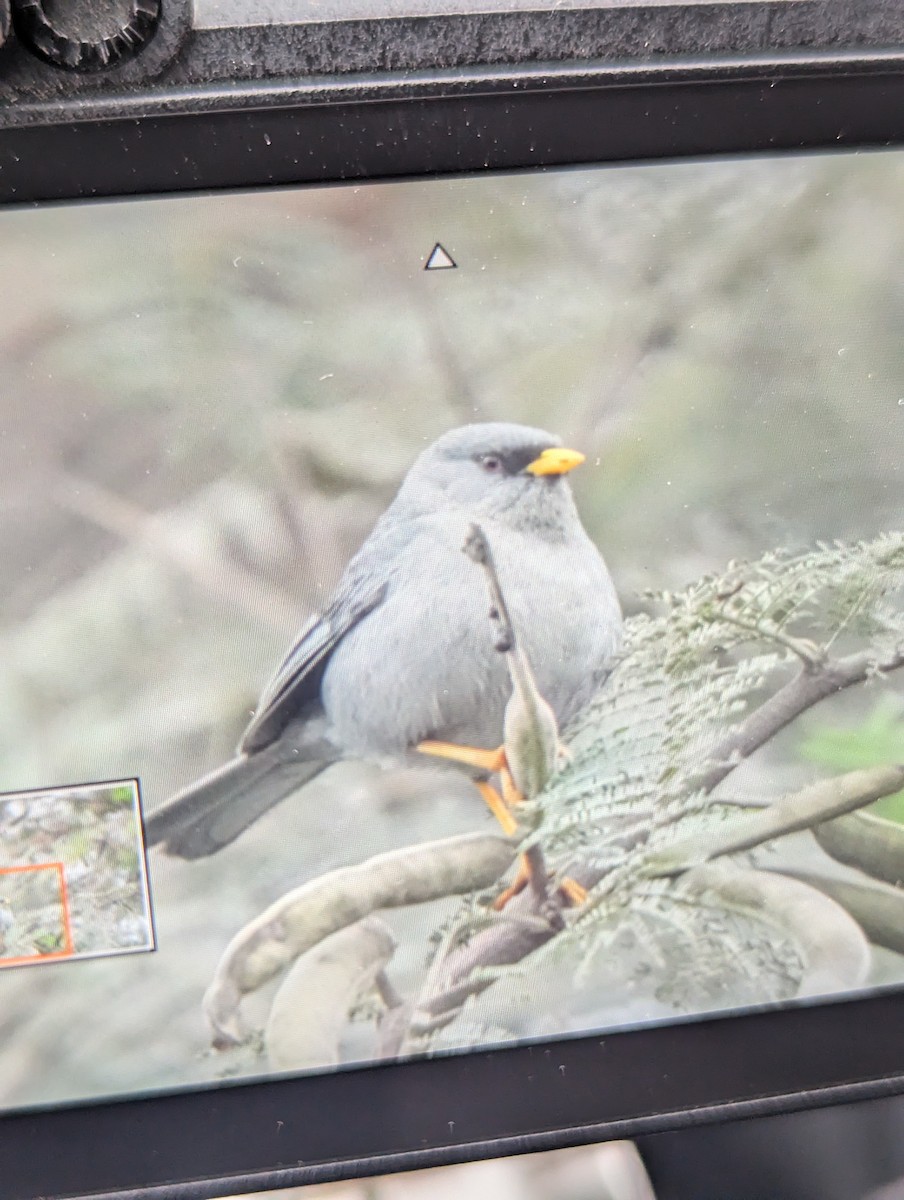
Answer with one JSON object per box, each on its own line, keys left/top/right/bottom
{"left": 715, "top": 610, "right": 826, "bottom": 668}
{"left": 462, "top": 523, "right": 561, "bottom": 905}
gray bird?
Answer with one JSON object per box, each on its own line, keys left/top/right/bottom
{"left": 145, "top": 422, "right": 623, "bottom": 858}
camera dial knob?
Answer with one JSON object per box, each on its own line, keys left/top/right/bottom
{"left": 11, "top": 0, "right": 161, "bottom": 72}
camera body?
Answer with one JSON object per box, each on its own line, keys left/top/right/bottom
{"left": 1, "top": 1, "right": 904, "bottom": 190}
{"left": 2, "top": 6, "right": 904, "bottom": 1200}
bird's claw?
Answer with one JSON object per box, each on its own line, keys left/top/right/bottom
{"left": 556, "top": 877, "right": 589, "bottom": 908}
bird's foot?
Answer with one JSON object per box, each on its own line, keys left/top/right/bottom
{"left": 556, "top": 877, "right": 589, "bottom": 908}
{"left": 491, "top": 855, "right": 531, "bottom": 910}
{"left": 490, "top": 857, "right": 564, "bottom": 930}
{"left": 491, "top": 858, "right": 587, "bottom": 914}
{"left": 417, "top": 739, "right": 524, "bottom": 835}
{"left": 416, "top": 740, "right": 506, "bottom": 774}
{"left": 475, "top": 780, "right": 518, "bottom": 837}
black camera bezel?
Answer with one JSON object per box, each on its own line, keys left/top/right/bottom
{"left": 2, "top": 53, "right": 904, "bottom": 205}
{"left": 2, "top": 52, "right": 904, "bottom": 1200}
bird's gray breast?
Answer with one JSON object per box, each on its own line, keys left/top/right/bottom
{"left": 320, "top": 513, "right": 622, "bottom": 758}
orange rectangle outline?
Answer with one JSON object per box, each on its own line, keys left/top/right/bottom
{"left": 0, "top": 861, "right": 74, "bottom": 968}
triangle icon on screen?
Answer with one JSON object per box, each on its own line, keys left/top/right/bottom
{"left": 425, "top": 243, "right": 457, "bottom": 271}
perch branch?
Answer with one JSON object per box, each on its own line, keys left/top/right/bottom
{"left": 265, "top": 917, "right": 397, "bottom": 1072}
{"left": 813, "top": 809, "right": 904, "bottom": 887}
{"left": 204, "top": 831, "right": 516, "bottom": 1047}
{"left": 402, "top": 873, "right": 560, "bottom": 1045}
{"left": 771, "top": 868, "right": 904, "bottom": 958}
{"left": 462, "top": 524, "right": 563, "bottom": 915}
{"left": 698, "top": 646, "right": 904, "bottom": 794}
{"left": 463, "top": 523, "right": 562, "bottom": 802}
{"left": 644, "top": 765, "right": 904, "bottom": 877}
{"left": 405, "top": 765, "right": 904, "bottom": 1033}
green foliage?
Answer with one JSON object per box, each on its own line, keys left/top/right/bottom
{"left": 108, "top": 784, "right": 137, "bottom": 808}
{"left": 33, "top": 931, "right": 65, "bottom": 955}
{"left": 801, "top": 698, "right": 904, "bottom": 823}
{"left": 114, "top": 848, "right": 140, "bottom": 875}
{"left": 61, "top": 831, "right": 93, "bottom": 861}
{"left": 538, "top": 532, "right": 904, "bottom": 873}
{"left": 431, "top": 532, "right": 904, "bottom": 1044}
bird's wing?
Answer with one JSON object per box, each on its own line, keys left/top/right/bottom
{"left": 239, "top": 574, "right": 389, "bottom": 754}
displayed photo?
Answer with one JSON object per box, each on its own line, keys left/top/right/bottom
{"left": 0, "top": 148, "right": 901, "bottom": 1109}
{"left": 0, "top": 780, "right": 153, "bottom": 969}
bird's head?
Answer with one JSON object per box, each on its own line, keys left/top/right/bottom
{"left": 399, "top": 423, "right": 586, "bottom": 529}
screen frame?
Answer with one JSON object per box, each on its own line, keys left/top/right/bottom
{"left": 2, "top": 54, "right": 904, "bottom": 205}
{"left": 2, "top": 54, "right": 904, "bottom": 1200}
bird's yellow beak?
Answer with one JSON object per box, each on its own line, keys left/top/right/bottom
{"left": 524, "top": 447, "right": 586, "bottom": 476}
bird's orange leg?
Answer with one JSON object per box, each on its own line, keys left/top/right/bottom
{"left": 500, "top": 765, "right": 522, "bottom": 807}
{"left": 485, "top": 766, "right": 537, "bottom": 908}
{"left": 493, "top": 861, "right": 588, "bottom": 910}
{"left": 557, "top": 878, "right": 589, "bottom": 907}
{"left": 501, "top": 764, "right": 587, "bottom": 906}
{"left": 417, "top": 739, "right": 585, "bottom": 909}
{"left": 417, "top": 741, "right": 516, "bottom": 833}
{"left": 501, "top": 761, "right": 587, "bottom": 908}
{"left": 492, "top": 856, "right": 531, "bottom": 909}
{"left": 417, "top": 740, "right": 507, "bottom": 774}
{"left": 474, "top": 780, "right": 518, "bottom": 837}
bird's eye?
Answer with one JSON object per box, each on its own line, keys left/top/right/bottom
{"left": 479, "top": 455, "right": 503, "bottom": 474}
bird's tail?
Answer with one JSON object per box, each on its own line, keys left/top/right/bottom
{"left": 144, "top": 739, "right": 335, "bottom": 859}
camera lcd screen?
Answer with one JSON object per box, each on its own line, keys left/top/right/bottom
{"left": 0, "top": 147, "right": 902, "bottom": 1116}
